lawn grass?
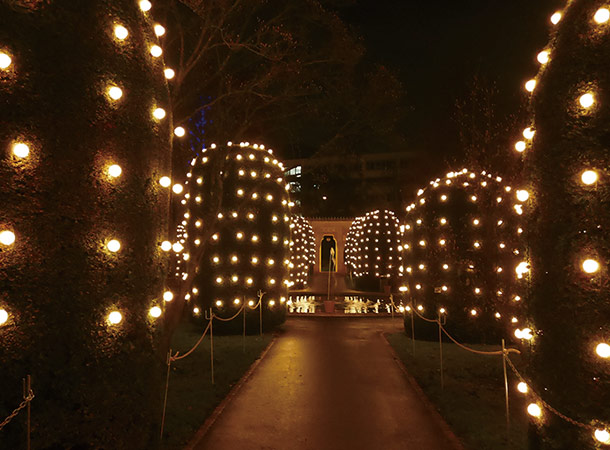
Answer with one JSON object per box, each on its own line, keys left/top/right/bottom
{"left": 161, "top": 321, "right": 273, "bottom": 449}
{"left": 387, "top": 332, "right": 529, "bottom": 450}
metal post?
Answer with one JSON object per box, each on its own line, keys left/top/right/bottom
{"left": 210, "top": 309, "right": 214, "bottom": 385}
{"left": 243, "top": 297, "right": 246, "bottom": 353}
{"left": 259, "top": 298, "right": 263, "bottom": 337}
{"left": 160, "top": 352, "right": 171, "bottom": 441}
{"left": 390, "top": 294, "right": 394, "bottom": 319}
{"left": 438, "top": 313, "right": 444, "bottom": 390}
{"left": 23, "top": 375, "right": 31, "bottom": 450}
{"left": 410, "top": 306, "right": 415, "bottom": 355}
{"left": 502, "top": 339, "right": 510, "bottom": 440}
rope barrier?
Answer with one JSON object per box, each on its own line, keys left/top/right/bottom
{"left": 0, "top": 389, "right": 34, "bottom": 431}
{"left": 410, "top": 305, "right": 521, "bottom": 355}
{"left": 504, "top": 354, "right": 596, "bottom": 431}
{"left": 213, "top": 304, "right": 245, "bottom": 322}
{"left": 170, "top": 320, "right": 211, "bottom": 362}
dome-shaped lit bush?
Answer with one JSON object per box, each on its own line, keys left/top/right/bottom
{"left": 345, "top": 210, "right": 403, "bottom": 292}
{"left": 289, "top": 215, "right": 315, "bottom": 289}
{"left": 402, "top": 169, "right": 527, "bottom": 343}
{"left": 0, "top": 2, "right": 171, "bottom": 447}
{"left": 183, "top": 142, "right": 291, "bottom": 332}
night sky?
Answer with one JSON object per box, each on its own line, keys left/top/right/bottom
{"left": 341, "top": 0, "right": 563, "bottom": 162}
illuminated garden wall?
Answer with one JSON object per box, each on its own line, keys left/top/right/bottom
{"left": 0, "top": 1, "right": 172, "bottom": 447}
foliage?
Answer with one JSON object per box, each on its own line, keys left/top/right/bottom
{"left": 402, "top": 170, "right": 527, "bottom": 344}
{"left": 524, "top": 1, "right": 610, "bottom": 447}
{"left": 0, "top": 1, "right": 171, "bottom": 447}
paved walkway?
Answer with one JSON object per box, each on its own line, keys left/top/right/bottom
{"left": 194, "top": 317, "right": 459, "bottom": 450}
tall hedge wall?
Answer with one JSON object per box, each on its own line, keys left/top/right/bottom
{"left": 0, "top": 1, "right": 172, "bottom": 447}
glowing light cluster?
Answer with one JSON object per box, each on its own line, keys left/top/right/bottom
{"left": 345, "top": 210, "right": 403, "bottom": 289}
{"left": 403, "top": 169, "right": 528, "bottom": 335}
{"left": 289, "top": 215, "right": 316, "bottom": 289}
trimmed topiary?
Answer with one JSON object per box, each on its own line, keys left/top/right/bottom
{"left": 289, "top": 215, "right": 315, "bottom": 289}
{"left": 0, "top": 1, "right": 172, "bottom": 448}
{"left": 184, "top": 142, "right": 291, "bottom": 333}
{"left": 401, "top": 169, "right": 527, "bottom": 343}
{"left": 517, "top": 1, "right": 610, "bottom": 447}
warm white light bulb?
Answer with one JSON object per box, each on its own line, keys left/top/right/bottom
{"left": 517, "top": 382, "right": 528, "bottom": 394}
{"left": 523, "top": 127, "right": 535, "bottom": 140}
{"left": 174, "top": 126, "right": 185, "bottom": 137}
{"left": 107, "top": 239, "right": 121, "bottom": 253}
{"left": 164, "top": 68, "right": 175, "bottom": 79}
{"left": 150, "top": 45, "right": 162, "bottom": 57}
{"left": 582, "top": 259, "right": 600, "bottom": 274}
{"left": 525, "top": 79, "right": 536, "bottom": 92}
{"left": 551, "top": 12, "right": 562, "bottom": 25}
{"left": 114, "top": 25, "right": 128, "bottom": 40}
{"left": 537, "top": 50, "right": 549, "bottom": 64}
{"left": 579, "top": 93, "right": 595, "bottom": 108}
{"left": 154, "top": 24, "right": 166, "bottom": 36}
{"left": 139, "top": 0, "right": 152, "bottom": 12}
{"left": 595, "top": 429, "right": 610, "bottom": 444}
{"left": 0, "top": 230, "right": 15, "bottom": 246}
{"left": 172, "top": 242, "right": 183, "bottom": 253}
{"left": 153, "top": 107, "right": 166, "bottom": 119}
{"left": 160, "top": 241, "right": 172, "bottom": 251}
{"left": 12, "top": 142, "right": 30, "bottom": 158}
{"left": 163, "top": 291, "right": 174, "bottom": 302}
{"left": 149, "top": 306, "right": 162, "bottom": 318}
{"left": 0, "top": 52, "right": 11, "bottom": 69}
{"left": 594, "top": 8, "right": 610, "bottom": 24}
{"left": 596, "top": 343, "right": 610, "bottom": 358}
{"left": 516, "top": 190, "right": 530, "bottom": 202}
{"left": 108, "top": 311, "right": 122, "bottom": 324}
{"left": 581, "top": 170, "right": 598, "bottom": 185}
{"left": 0, "top": 309, "right": 8, "bottom": 325}
{"left": 108, "top": 164, "right": 122, "bottom": 178}
{"left": 515, "top": 141, "right": 526, "bottom": 152}
{"left": 527, "top": 403, "right": 542, "bottom": 418}
{"left": 172, "top": 184, "right": 183, "bottom": 194}
{"left": 159, "top": 176, "right": 171, "bottom": 188}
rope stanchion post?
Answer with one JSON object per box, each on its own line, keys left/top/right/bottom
{"left": 257, "top": 290, "right": 264, "bottom": 337}
{"left": 502, "top": 339, "right": 510, "bottom": 442}
{"left": 438, "top": 312, "right": 444, "bottom": 390}
{"left": 23, "top": 375, "right": 31, "bottom": 450}
{"left": 0, "top": 377, "right": 35, "bottom": 435}
{"left": 410, "top": 304, "right": 415, "bottom": 355}
{"left": 209, "top": 308, "right": 214, "bottom": 385}
{"left": 160, "top": 351, "right": 171, "bottom": 442}
{"left": 243, "top": 296, "right": 246, "bottom": 353}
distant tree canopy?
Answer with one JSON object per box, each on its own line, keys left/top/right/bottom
{"left": 157, "top": 0, "right": 407, "bottom": 165}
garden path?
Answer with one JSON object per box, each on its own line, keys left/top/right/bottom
{"left": 192, "top": 317, "right": 460, "bottom": 450}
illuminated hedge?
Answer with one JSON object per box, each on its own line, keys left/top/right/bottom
{"left": 517, "top": 2, "right": 610, "bottom": 447}
{"left": 289, "top": 215, "right": 315, "bottom": 289}
{"left": 401, "top": 170, "right": 528, "bottom": 343}
{"left": 345, "top": 210, "right": 403, "bottom": 292}
{"left": 0, "top": 1, "right": 171, "bottom": 447}
{"left": 185, "top": 142, "right": 291, "bottom": 332}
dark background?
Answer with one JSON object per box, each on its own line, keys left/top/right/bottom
{"left": 339, "top": 0, "right": 562, "bottom": 162}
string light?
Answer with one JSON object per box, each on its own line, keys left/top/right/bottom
{"left": 107, "top": 86, "right": 123, "bottom": 100}
{"left": 594, "top": 8, "right": 610, "bottom": 24}
{"left": 550, "top": 12, "right": 562, "bottom": 25}
{"left": 174, "top": 126, "right": 185, "bottom": 137}
{"left": 163, "top": 291, "right": 173, "bottom": 302}
{"left": 154, "top": 24, "right": 166, "bottom": 36}
{"left": 525, "top": 79, "right": 536, "bottom": 92}
{"left": 107, "top": 311, "right": 122, "bottom": 325}
{"left": 150, "top": 45, "right": 162, "bottom": 57}
{"left": 107, "top": 239, "right": 121, "bottom": 253}
{"left": 172, "top": 184, "right": 183, "bottom": 194}
{"left": 12, "top": 143, "right": 30, "bottom": 159}
{"left": 0, "top": 309, "right": 8, "bottom": 325}
{"left": 594, "top": 429, "right": 610, "bottom": 444}
{"left": 153, "top": 107, "right": 166, "bottom": 119}
{"left": 0, "top": 230, "right": 15, "bottom": 246}
{"left": 139, "top": 0, "right": 152, "bottom": 11}
{"left": 159, "top": 176, "right": 171, "bottom": 188}
{"left": 160, "top": 241, "right": 172, "bottom": 251}
{"left": 581, "top": 170, "right": 598, "bottom": 185}
{"left": 582, "top": 259, "right": 600, "bottom": 274}
{"left": 114, "top": 25, "right": 128, "bottom": 40}
{"left": 108, "top": 164, "right": 122, "bottom": 178}
{"left": 517, "top": 382, "right": 528, "bottom": 394}
{"left": 527, "top": 403, "right": 542, "bottom": 418}
{"left": 596, "top": 343, "right": 610, "bottom": 358}
{"left": 515, "top": 141, "right": 526, "bottom": 152}
{"left": 164, "top": 68, "right": 175, "bottom": 79}
{"left": 579, "top": 93, "right": 595, "bottom": 109}
{"left": 537, "top": 50, "right": 549, "bottom": 64}
{"left": 0, "top": 52, "right": 11, "bottom": 69}
{"left": 516, "top": 190, "right": 529, "bottom": 202}
{"left": 149, "top": 306, "right": 162, "bottom": 318}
